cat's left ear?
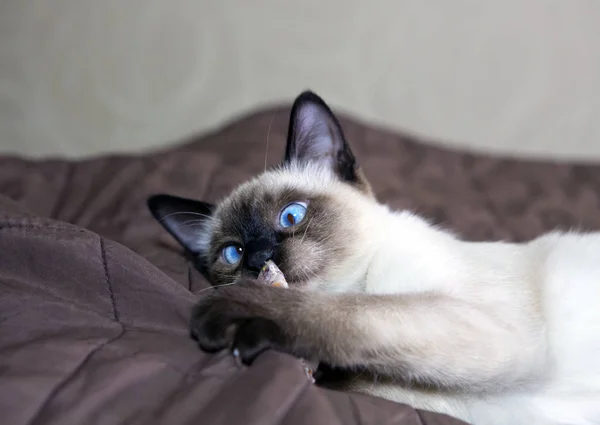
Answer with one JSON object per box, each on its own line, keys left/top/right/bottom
{"left": 147, "top": 194, "right": 214, "bottom": 256}
{"left": 284, "top": 91, "right": 361, "bottom": 184}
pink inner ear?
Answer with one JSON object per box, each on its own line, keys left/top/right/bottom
{"left": 294, "top": 103, "right": 342, "bottom": 165}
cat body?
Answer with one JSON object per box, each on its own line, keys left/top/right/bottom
{"left": 325, "top": 189, "right": 600, "bottom": 424}
{"left": 148, "top": 92, "right": 600, "bottom": 425}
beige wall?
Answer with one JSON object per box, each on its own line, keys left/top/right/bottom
{"left": 1, "top": 1, "right": 600, "bottom": 159}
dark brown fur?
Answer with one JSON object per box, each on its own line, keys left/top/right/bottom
{"left": 207, "top": 186, "right": 351, "bottom": 287}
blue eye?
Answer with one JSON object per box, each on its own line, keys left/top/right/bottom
{"left": 222, "top": 244, "right": 243, "bottom": 264}
{"left": 279, "top": 202, "right": 308, "bottom": 228}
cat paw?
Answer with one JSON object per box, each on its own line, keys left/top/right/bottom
{"left": 190, "top": 284, "right": 290, "bottom": 365}
{"left": 232, "top": 317, "right": 286, "bottom": 364}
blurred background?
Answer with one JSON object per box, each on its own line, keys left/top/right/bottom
{"left": 1, "top": 0, "right": 599, "bottom": 159}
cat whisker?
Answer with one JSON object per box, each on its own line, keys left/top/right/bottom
{"left": 175, "top": 219, "right": 211, "bottom": 230}
{"left": 296, "top": 261, "right": 321, "bottom": 284}
{"left": 317, "top": 230, "right": 345, "bottom": 244}
{"left": 178, "top": 219, "right": 208, "bottom": 225}
{"left": 264, "top": 111, "right": 276, "bottom": 172}
{"left": 159, "top": 211, "right": 212, "bottom": 222}
{"left": 174, "top": 224, "right": 206, "bottom": 231}
{"left": 195, "top": 281, "right": 239, "bottom": 294}
{"left": 300, "top": 218, "right": 313, "bottom": 244}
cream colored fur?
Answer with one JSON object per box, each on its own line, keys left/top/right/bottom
{"left": 256, "top": 161, "right": 600, "bottom": 425}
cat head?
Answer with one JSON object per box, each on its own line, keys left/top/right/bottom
{"left": 148, "top": 91, "right": 377, "bottom": 289}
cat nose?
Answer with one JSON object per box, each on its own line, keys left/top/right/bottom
{"left": 246, "top": 249, "right": 273, "bottom": 271}
{"left": 245, "top": 239, "right": 274, "bottom": 273}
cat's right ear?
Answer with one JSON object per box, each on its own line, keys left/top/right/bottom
{"left": 147, "top": 194, "right": 214, "bottom": 255}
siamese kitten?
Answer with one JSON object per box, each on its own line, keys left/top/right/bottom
{"left": 148, "top": 91, "right": 600, "bottom": 425}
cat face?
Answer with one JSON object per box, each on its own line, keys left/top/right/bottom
{"left": 148, "top": 91, "right": 375, "bottom": 289}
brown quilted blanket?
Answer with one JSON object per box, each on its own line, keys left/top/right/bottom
{"left": 1, "top": 106, "right": 600, "bottom": 425}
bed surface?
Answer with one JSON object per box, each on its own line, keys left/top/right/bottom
{"left": 2, "top": 106, "right": 600, "bottom": 424}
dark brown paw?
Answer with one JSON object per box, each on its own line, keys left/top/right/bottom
{"left": 232, "top": 317, "right": 287, "bottom": 365}
{"left": 190, "top": 285, "right": 291, "bottom": 365}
